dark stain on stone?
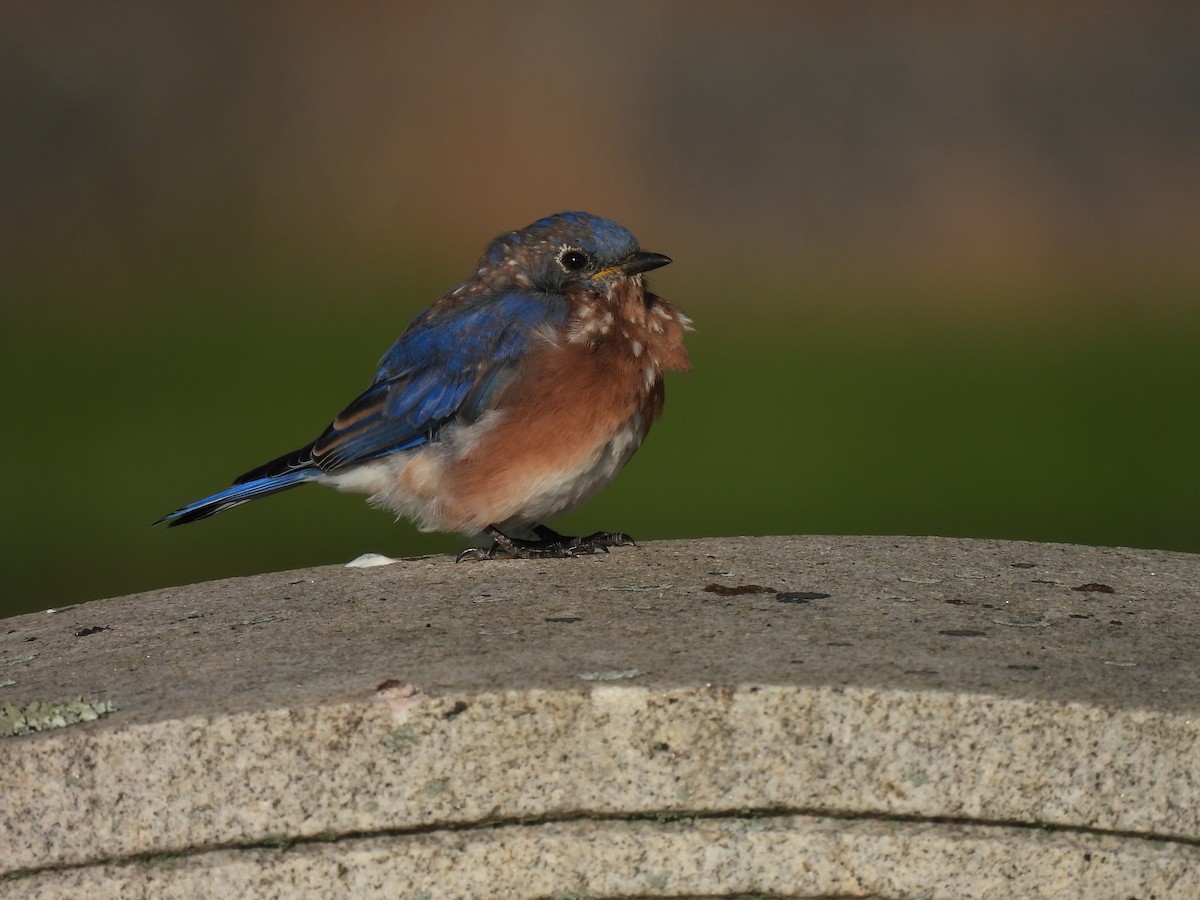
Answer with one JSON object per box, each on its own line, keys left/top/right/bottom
{"left": 443, "top": 700, "right": 469, "bottom": 719}
{"left": 776, "top": 591, "right": 832, "bottom": 603}
{"left": 703, "top": 583, "right": 777, "bottom": 596}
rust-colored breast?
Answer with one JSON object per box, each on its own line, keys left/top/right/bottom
{"left": 431, "top": 277, "right": 692, "bottom": 529}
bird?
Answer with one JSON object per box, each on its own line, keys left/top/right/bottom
{"left": 157, "top": 211, "right": 693, "bottom": 560}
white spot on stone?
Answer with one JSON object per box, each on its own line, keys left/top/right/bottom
{"left": 345, "top": 553, "right": 401, "bottom": 568}
{"left": 373, "top": 681, "right": 428, "bottom": 721}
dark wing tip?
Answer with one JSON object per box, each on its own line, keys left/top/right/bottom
{"left": 233, "top": 442, "right": 317, "bottom": 484}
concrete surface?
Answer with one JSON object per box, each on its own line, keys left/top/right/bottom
{"left": 2, "top": 535, "right": 1198, "bottom": 897}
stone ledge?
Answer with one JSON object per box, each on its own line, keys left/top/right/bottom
{"left": 2, "top": 536, "right": 1198, "bottom": 897}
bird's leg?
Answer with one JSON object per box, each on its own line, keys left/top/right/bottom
{"left": 455, "top": 525, "right": 636, "bottom": 562}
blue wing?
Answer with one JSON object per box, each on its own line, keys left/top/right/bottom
{"left": 157, "top": 289, "right": 565, "bottom": 526}
{"left": 236, "top": 290, "right": 567, "bottom": 482}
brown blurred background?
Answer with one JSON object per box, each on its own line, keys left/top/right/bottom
{"left": 3, "top": 2, "right": 1198, "bottom": 616}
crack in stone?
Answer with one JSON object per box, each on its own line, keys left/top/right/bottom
{"left": 5, "top": 806, "right": 1197, "bottom": 882}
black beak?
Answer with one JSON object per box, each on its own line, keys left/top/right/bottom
{"left": 617, "top": 250, "right": 672, "bottom": 276}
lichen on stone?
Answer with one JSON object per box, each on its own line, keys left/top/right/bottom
{"left": 0, "top": 697, "right": 116, "bottom": 737}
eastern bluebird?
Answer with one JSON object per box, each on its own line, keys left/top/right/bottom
{"left": 157, "top": 212, "right": 692, "bottom": 560}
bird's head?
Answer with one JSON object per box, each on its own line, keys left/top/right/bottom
{"left": 479, "top": 212, "right": 671, "bottom": 294}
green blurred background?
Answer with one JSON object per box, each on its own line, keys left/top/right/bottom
{"left": 3, "top": 4, "right": 1198, "bottom": 617}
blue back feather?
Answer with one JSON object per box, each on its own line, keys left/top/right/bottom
{"left": 310, "top": 290, "right": 567, "bottom": 468}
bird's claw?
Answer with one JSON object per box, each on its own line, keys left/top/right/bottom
{"left": 579, "top": 531, "right": 637, "bottom": 550}
{"left": 456, "top": 528, "right": 636, "bottom": 562}
{"left": 455, "top": 546, "right": 494, "bottom": 562}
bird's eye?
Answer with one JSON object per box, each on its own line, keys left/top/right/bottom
{"left": 559, "top": 249, "right": 589, "bottom": 272}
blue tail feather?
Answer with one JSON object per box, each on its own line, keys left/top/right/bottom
{"left": 156, "top": 470, "right": 315, "bottom": 527}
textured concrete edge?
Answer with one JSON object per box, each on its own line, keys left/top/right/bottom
{"left": 6, "top": 682, "right": 1199, "bottom": 874}
{"left": 6, "top": 816, "right": 1198, "bottom": 900}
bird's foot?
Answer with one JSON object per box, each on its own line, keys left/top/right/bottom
{"left": 456, "top": 526, "right": 636, "bottom": 562}
{"left": 575, "top": 530, "right": 638, "bottom": 551}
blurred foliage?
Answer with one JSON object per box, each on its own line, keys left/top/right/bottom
{"left": 3, "top": 268, "right": 1197, "bottom": 617}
